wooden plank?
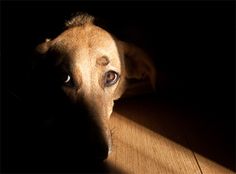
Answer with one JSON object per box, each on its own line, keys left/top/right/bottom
{"left": 195, "top": 153, "right": 235, "bottom": 174}
{"left": 184, "top": 119, "right": 236, "bottom": 174}
{"left": 182, "top": 111, "right": 235, "bottom": 174}
{"left": 106, "top": 111, "right": 201, "bottom": 174}
{"left": 104, "top": 97, "right": 235, "bottom": 174}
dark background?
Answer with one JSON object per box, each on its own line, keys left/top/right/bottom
{"left": 1, "top": 0, "right": 235, "bottom": 173}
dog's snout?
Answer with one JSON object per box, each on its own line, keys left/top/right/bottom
{"left": 88, "top": 126, "right": 112, "bottom": 160}
{"left": 93, "top": 139, "right": 109, "bottom": 160}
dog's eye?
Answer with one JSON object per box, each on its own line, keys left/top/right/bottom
{"left": 104, "top": 71, "right": 119, "bottom": 87}
{"left": 63, "top": 75, "right": 74, "bottom": 87}
{"left": 64, "top": 75, "right": 71, "bottom": 83}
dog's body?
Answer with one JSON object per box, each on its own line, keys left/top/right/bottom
{"left": 34, "top": 13, "right": 156, "bottom": 163}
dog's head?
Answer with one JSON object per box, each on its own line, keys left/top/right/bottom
{"left": 34, "top": 13, "right": 156, "bottom": 161}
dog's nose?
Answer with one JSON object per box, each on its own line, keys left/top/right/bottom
{"left": 94, "top": 141, "right": 109, "bottom": 160}
{"left": 88, "top": 128, "right": 111, "bottom": 160}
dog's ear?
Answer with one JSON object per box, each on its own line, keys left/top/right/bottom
{"left": 35, "top": 38, "right": 52, "bottom": 55}
{"left": 32, "top": 38, "right": 54, "bottom": 87}
{"left": 119, "top": 41, "right": 156, "bottom": 96}
{"left": 33, "top": 39, "right": 52, "bottom": 69}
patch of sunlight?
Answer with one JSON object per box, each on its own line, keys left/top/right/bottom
{"left": 106, "top": 112, "right": 235, "bottom": 174}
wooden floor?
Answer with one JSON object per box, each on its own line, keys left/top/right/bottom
{"left": 102, "top": 96, "right": 235, "bottom": 174}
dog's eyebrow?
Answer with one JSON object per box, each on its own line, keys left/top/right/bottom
{"left": 96, "top": 56, "right": 110, "bottom": 66}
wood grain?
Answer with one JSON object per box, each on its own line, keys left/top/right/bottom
{"left": 103, "top": 98, "right": 235, "bottom": 174}
{"left": 195, "top": 154, "right": 234, "bottom": 174}
{"left": 106, "top": 112, "right": 200, "bottom": 174}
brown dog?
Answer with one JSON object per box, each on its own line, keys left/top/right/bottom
{"left": 35, "top": 13, "right": 156, "bottom": 160}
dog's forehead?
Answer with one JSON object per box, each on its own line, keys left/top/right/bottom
{"left": 52, "top": 25, "right": 120, "bottom": 63}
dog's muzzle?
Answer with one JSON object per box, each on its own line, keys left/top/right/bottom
{"left": 69, "top": 100, "right": 112, "bottom": 161}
